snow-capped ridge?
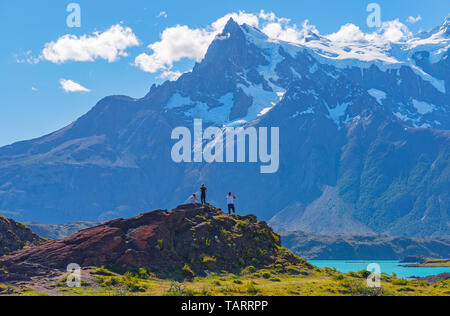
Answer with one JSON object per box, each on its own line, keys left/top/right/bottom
{"left": 152, "top": 14, "right": 450, "bottom": 130}
{"left": 438, "top": 14, "right": 450, "bottom": 36}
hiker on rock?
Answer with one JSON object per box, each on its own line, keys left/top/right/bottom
{"left": 227, "top": 192, "right": 236, "bottom": 215}
{"left": 188, "top": 193, "right": 199, "bottom": 204}
{"left": 200, "top": 184, "right": 207, "bottom": 205}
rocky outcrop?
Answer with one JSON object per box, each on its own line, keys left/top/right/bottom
{"left": 0, "top": 204, "right": 306, "bottom": 281}
{"left": 0, "top": 214, "right": 44, "bottom": 256}
{"left": 411, "top": 273, "right": 450, "bottom": 284}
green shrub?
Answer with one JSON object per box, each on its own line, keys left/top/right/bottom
{"left": 220, "top": 228, "right": 230, "bottom": 236}
{"left": 236, "top": 220, "right": 249, "bottom": 230}
{"left": 133, "top": 267, "right": 152, "bottom": 280}
{"left": 241, "top": 266, "right": 256, "bottom": 275}
{"left": 245, "top": 282, "right": 260, "bottom": 295}
{"left": 182, "top": 264, "right": 195, "bottom": 278}
{"left": 433, "top": 281, "right": 449, "bottom": 289}
{"left": 392, "top": 279, "right": 408, "bottom": 286}
{"left": 155, "top": 240, "right": 164, "bottom": 251}
{"left": 202, "top": 256, "right": 216, "bottom": 264}
{"left": 120, "top": 272, "right": 146, "bottom": 293}
{"left": 92, "top": 266, "right": 115, "bottom": 276}
{"left": 333, "top": 274, "right": 345, "bottom": 281}
{"left": 341, "top": 280, "right": 388, "bottom": 296}
{"left": 164, "top": 282, "right": 196, "bottom": 296}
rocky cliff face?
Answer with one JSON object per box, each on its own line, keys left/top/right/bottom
{"left": 0, "top": 204, "right": 305, "bottom": 281}
{"left": 0, "top": 214, "right": 44, "bottom": 256}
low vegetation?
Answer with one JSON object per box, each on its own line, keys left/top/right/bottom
{"left": 402, "top": 258, "right": 450, "bottom": 268}
{"left": 1, "top": 265, "right": 449, "bottom": 296}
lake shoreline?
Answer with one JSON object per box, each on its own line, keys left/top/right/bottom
{"left": 309, "top": 260, "right": 450, "bottom": 280}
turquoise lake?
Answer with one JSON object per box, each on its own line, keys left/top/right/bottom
{"left": 309, "top": 260, "right": 450, "bottom": 280}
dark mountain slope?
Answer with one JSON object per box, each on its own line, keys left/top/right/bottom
{"left": 279, "top": 230, "right": 450, "bottom": 260}
{"left": 0, "top": 18, "right": 448, "bottom": 236}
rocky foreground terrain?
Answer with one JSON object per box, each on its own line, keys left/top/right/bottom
{"left": 412, "top": 273, "right": 450, "bottom": 284}
{"left": 0, "top": 204, "right": 306, "bottom": 282}
{"left": 0, "top": 215, "right": 44, "bottom": 256}
{"left": 0, "top": 205, "right": 448, "bottom": 296}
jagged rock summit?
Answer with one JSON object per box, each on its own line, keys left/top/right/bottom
{"left": 0, "top": 204, "right": 306, "bottom": 281}
{"left": 0, "top": 214, "right": 44, "bottom": 256}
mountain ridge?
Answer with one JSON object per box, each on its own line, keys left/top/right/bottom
{"left": 0, "top": 17, "right": 448, "bottom": 236}
{"left": 279, "top": 230, "right": 450, "bottom": 260}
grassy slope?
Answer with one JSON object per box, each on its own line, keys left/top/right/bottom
{"left": 403, "top": 258, "right": 450, "bottom": 268}
{"left": 2, "top": 265, "right": 449, "bottom": 296}
{"left": 0, "top": 208, "right": 448, "bottom": 296}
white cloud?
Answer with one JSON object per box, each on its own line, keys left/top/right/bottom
{"left": 134, "top": 25, "right": 214, "bottom": 73}
{"left": 42, "top": 25, "right": 140, "bottom": 63}
{"left": 379, "top": 19, "right": 412, "bottom": 42}
{"left": 31, "top": 87, "right": 38, "bottom": 91}
{"left": 134, "top": 11, "right": 414, "bottom": 78}
{"left": 159, "top": 70, "right": 183, "bottom": 81}
{"left": 157, "top": 11, "right": 168, "bottom": 18}
{"left": 262, "top": 21, "right": 303, "bottom": 44}
{"left": 15, "top": 50, "right": 40, "bottom": 64}
{"left": 406, "top": 15, "right": 422, "bottom": 24}
{"left": 134, "top": 11, "right": 292, "bottom": 75}
{"left": 327, "top": 19, "right": 411, "bottom": 44}
{"left": 327, "top": 24, "right": 367, "bottom": 43}
{"left": 260, "top": 13, "right": 318, "bottom": 44}
{"left": 211, "top": 11, "right": 260, "bottom": 31}
{"left": 59, "top": 79, "right": 91, "bottom": 93}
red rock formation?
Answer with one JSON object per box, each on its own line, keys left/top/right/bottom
{"left": 0, "top": 204, "right": 303, "bottom": 281}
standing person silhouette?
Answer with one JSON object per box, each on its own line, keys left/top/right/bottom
{"left": 200, "top": 184, "right": 207, "bottom": 205}
{"left": 227, "top": 192, "right": 236, "bottom": 215}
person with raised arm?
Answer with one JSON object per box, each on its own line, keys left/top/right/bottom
{"left": 226, "top": 192, "right": 236, "bottom": 215}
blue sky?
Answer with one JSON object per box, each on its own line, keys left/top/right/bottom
{"left": 0, "top": 0, "right": 449, "bottom": 147}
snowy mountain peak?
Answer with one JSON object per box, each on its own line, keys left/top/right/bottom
{"left": 440, "top": 14, "right": 450, "bottom": 36}
{"left": 153, "top": 15, "right": 450, "bottom": 130}
{"left": 222, "top": 17, "right": 242, "bottom": 36}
